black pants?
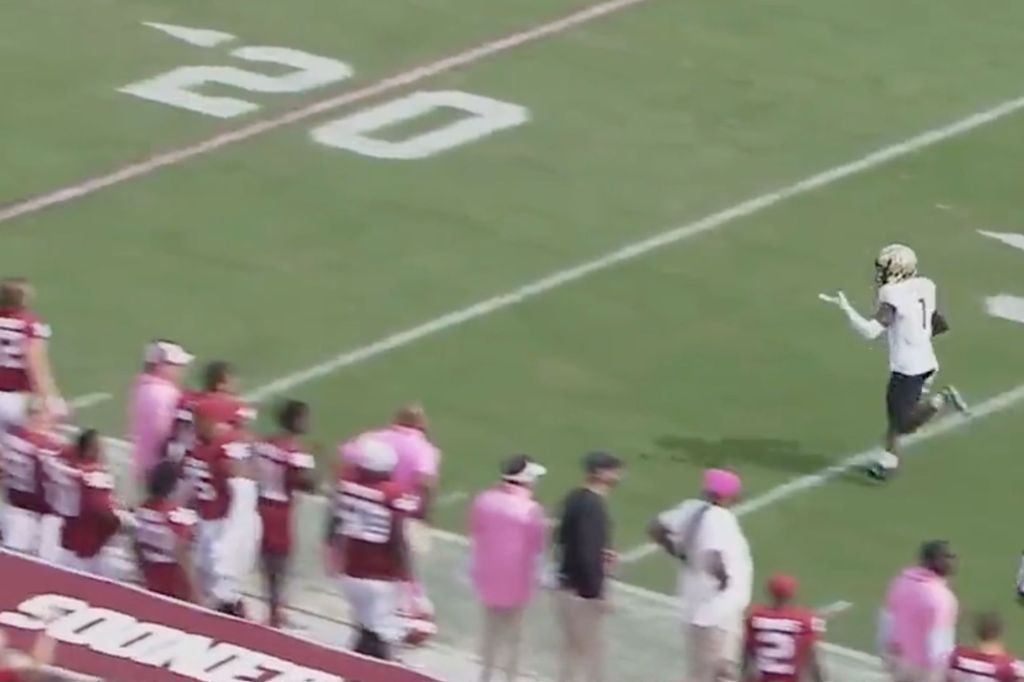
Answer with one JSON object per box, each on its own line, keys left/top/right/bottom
{"left": 886, "top": 370, "right": 935, "bottom": 434}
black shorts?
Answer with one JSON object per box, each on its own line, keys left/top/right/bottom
{"left": 886, "top": 370, "right": 935, "bottom": 434}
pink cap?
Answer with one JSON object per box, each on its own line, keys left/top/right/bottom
{"left": 703, "top": 468, "right": 742, "bottom": 499}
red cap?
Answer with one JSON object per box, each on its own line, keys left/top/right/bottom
{"left": 767, "top": 574, "right": 798, "bottom": 600}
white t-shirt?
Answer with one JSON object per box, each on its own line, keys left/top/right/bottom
{"left": 658, "top": 500, "right": 752, "bottom": 629}
{"left": 877, "top": 276, "right": 938, "bottom": 376}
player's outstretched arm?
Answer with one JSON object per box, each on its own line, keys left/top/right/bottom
{"left": 646, "top": 519, "right": 681, "bottom": 559}
{"left": 819, "top": 292, "right": 887, "bottom": 340}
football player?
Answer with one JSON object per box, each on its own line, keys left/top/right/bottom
{"left": 166, "top": 360, "right": 255, "bottom": 465}
{"left": 948, "top": 612, "right": 1024, "bottom": 681}
{"left": 183, "top": 404, "right": 259, "bottom": 615}
{"left": 742, "top": 575, "right": 825, "bottom": 682}
{"left": 255, "top": 400, "right": 315, "bottom": 627}
{"left": 135, "top": 459, "right": 198, "bottom": 602}
{"left": 56, "top": 429, "right": 131, "bottom": 577}
{"left": 0, "top": 400, "right": 62, "bottom": 556}
{"left": 0, "top": 278, "right": 64, "bottom": 430}
{"left": 821, "top": 244, "right": 968, "bottom": 480}
{"left": 325, "top": 437, "right": 417, "bottom": 661}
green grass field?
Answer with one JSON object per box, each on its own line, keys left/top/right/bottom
{"left": 6, "top": 0, "right": 1024, "bottom": 678}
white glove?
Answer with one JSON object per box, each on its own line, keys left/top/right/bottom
{"left": 818, "top": 291, "right": 851, "bottom": 309}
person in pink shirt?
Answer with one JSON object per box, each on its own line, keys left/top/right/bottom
{"left": 880, "top": 540, "right": 959, "bottom": 682}
{"left": 130, "top": 340, "right": 194, "bottom": 485}
{"left": 469, "top": 455, "right": 547, "bottom": 682}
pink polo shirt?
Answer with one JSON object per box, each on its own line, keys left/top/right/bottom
{"left": 340, "top": 425, "right": 440, "bottom": 491}
{"left": 882, "top": 566, "right": 958, "bottom": 670}
{"left": 469, "top": 483, "right": 546, "bottom": 609}
{"left": 130, "top": 372, "right": 180, "bottom": 482}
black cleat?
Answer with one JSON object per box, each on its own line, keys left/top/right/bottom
{"left": 866, "top": 462, "right": 890, "bottom": 481}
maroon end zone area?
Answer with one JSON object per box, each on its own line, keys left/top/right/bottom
{"left": 0, "top": 550, "right": 440, "bottom": 682}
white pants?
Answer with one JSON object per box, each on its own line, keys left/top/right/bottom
{"left": 58, "top": 544, "right": 124, "bottom": 579}
{"left": 1, "top": 506, "right": 41, "bottom": 553}
{"left": 0, "top": 391, "right": 27, "bottom": 432}
{"left": 197, "top": 515, "right": 261, "bottom": 604}
{"left": 341, "top": 577, "right": 402, "bottom": 643}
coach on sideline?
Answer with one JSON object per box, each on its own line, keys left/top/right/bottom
{"left": 469, "top": 455, "right": 548, "bottom": 682}
{"left": 130, "top": 340, "right": 193, "bottom": 485}
{"left": 648, "top": 468, "right": 752, "bottom": 682}
{"left": 554, "top": 452, "right": 624, "bottom": 682}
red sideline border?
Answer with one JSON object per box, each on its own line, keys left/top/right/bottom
{"left": 0, "top": 549, "right": 440, "bottom": 682}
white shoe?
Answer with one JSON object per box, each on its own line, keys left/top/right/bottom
{"left": 942, "top": 386, "right": 970, "bottom": 414}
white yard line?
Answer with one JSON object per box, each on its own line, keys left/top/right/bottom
{"left": 618, "top": 382, "right": 1024, "bottom": 564}
{"left": 818, "top": 600, "right": 854, "bottom": 618}
{"left": 68, "top": 392, "right": 112, "bottom": 411}
{"left": 242, "top": 94, "right": 1024, "bottom": 403}
{"left": 0, "top": 0, "right": 651, "bottom": 225}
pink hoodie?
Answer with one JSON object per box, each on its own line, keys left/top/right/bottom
{"left": 882, "top": 566, "right": 958, "bottom": 670}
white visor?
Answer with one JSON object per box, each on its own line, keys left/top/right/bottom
{"left": 503, "top": 461, "right": 547, "bottom": 484}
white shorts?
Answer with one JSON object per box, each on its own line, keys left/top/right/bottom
{"left": 340, "top": 576, "right": 402, "bottom": 643}
{"left": 197, "top": 515, "right": 261, "bottom": 604}
{"left": 1, "top": 506, "right": 42, "bottom": 554}
{"left": 0, "top": 391, "right": 28, "bottom": 432}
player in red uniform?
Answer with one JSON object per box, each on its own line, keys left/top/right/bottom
{"left": 0, "top": 400, "right": 63, "bottom": 556}
{"left": 948, "top": 613, "right": 1024, "bottom": 682}
{"left": 742, "top": 575, "right": 826, "bottom": 682}
{"left": 183, "top": 404, "right": 258, "bottom": 615}
{"left": 166, "top": 361, "right": 255, "bottom": 464}
{"left": 135, "top": 459, "right": 199, "bottom": 602}
{"left": 256, "top": 400, "right": 315, "bottom": 627}
{"left": 325, "top": 437, "right": 417, "bottom": 661}
{"left": 0, "top": 278, "right": 64, "bottom": 430}
{"left": 55, "top": 429, "right": 127, "bottom": 577}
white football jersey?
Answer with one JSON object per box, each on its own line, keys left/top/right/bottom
{"left": 877, "top": 276, "right": 939, "bottom": 376}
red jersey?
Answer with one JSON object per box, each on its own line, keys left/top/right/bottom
{"left": 0, "top": 425, "right": 62, "bottom": 513}
{"left": 331, "top": 468, "right": 417, "bottom": 581}
{"left": 0, "top": 308, "right": 49, "bottom": 392}
{"left": 59, "top": 461, "right": 120, "bottom": 558}
{"left": 136, "top": 498, "right": 197, "bottom": 601}
{"left": 167, "top": 391, "right": 255, "bottom": 461}
{"left": 183, "top": 432, "right": 251, "bottom": 521}
{"left": 948, "top": 647, "right": 1024, "bottom": 682}
{"left": 256, "top": 434, "right": 315, "bottom": 555}
{"left": 744, "top": 605, "right": 824, "bottom": 682}
{"left": 0, "top": 669, "right": 22, "bottom": 682}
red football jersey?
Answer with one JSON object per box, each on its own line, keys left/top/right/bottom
{"left": 948, "top": 647, "right": 1024, "bottom": 682}
{"left": 0, "top": 425, "right": 62, "bottom": 513}
{"left": 331, "top": 468, "right": 417, "bottom": 581}
{"left": 60, "top": 462, "right": 120, "bottom": 558}
{"left": 256, "top": 434, "right": 315, "bottom": 555}
{"left": 167, "top": 391, "right": 255, "bottom": 461}
{"left": 0, "top": 669, "right": 22, "bottom": 682}
{"left": 745, "top": 605, "right": 824, "bottom": 682}
{"left": 0, "top": 308, "right": 50, "bottom": 392}
{"left": 183, "top": 432, "right": 251, "bottom": 521}
{"left": 136, "top": 498, "right": 197, "bottom": 601}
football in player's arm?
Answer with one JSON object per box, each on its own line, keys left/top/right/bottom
{"left": 741, "top": 575, "right": 825, "bottom": 682}
{"left": 819, "top": 244, "right": 968, "bottom": 480}
{"left": 256, "top": 399, "right": 316, "bottom": 628}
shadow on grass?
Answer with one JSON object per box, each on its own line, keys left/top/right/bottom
{"left": 639, "top": 434, "right": 834, "bottom": 475}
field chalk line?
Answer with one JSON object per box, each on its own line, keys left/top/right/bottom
{"left": 0, "top": 0, "right": 651, "bottom": 225}
{"left": 618, "top": 381, "right": 1024, "bottom": 564}
{"left": 240, "top": 92, "right": 1024, "bottom": 402}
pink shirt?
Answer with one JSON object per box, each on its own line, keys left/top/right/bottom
{"left": 340, "top": 425, "right": 440, "bottom": 491}
{"left": 130, "top": 372, "right": 181, "bottom": 481}
{"left": 883, "top": 566, "right": 958, "bottom": 670}
{"left": 469, "top": 484, "right": 546, "bottom": 609}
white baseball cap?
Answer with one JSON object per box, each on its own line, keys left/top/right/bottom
{"left": 358, "top": 437, "right": 398, "bottom": 474}
{"left": 145, "top": 340, "right": 194, "bottom": 366}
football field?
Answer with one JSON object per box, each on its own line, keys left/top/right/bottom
{"left": 6, "top": 0, "right": 1024, "bottom": 678}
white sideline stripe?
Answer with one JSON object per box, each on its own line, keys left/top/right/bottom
{"left": 618, "top": 382, "right": 1024, "bottom": 564}
{"left": 241, "top": 93, "right": 1024, "bottom": 403}
{"left": 68, "top": 392, "right": 112, "bottom": 411}
{"left": 0, "top": 0, "right": 651, "bottom": 225}
{"left": 436, "top": 490, "right": 468, "bottom": 507}
{"left": 818, "top": 600, "right": 854, "bottom": 618}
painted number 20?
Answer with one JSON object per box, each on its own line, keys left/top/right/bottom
{"left": 119, "top": 23, "right": 529, "bottom": 160}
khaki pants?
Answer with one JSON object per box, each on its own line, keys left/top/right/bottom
{"left": 479, "top": 606, "right": 526, "bottom": 682}
{"left": 556, "top": 591, "right": 606, "bottom": 682}
{"left": 685, "top": 623, "right": 741, "bottom": 682}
